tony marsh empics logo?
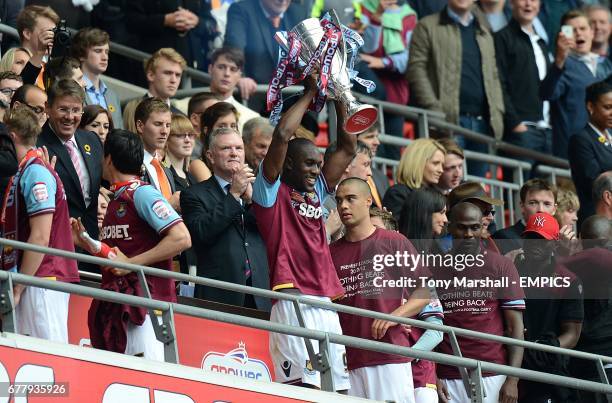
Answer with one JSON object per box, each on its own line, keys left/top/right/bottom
{"left": 202, "top": 342, "right": 272, "bottom": 381}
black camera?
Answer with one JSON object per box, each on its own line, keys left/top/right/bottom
{"left": 50, "top": 20, "right": 71, "bottom": 58}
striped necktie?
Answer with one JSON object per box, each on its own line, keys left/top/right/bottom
{"left": 65, "top": 139, "right": 87, "bottom": 197}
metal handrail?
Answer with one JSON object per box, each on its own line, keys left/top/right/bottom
{"left": 2, "top": 268, "right": 612, "bottom": 396}
{"left": 0, "top": 23, "right": 212, "bottom": 85}
{"left": 535, "top": 165, "right": 573, "bottom": 185}
{"left": 0, "top": 21, "right": 568, "bottom": 170}
{"left": 1, "top": 237, "right": 611, "bottom": 366}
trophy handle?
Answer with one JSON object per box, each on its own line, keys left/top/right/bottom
{"left": 327, "top": 10, "right": 347, "bottom": 63}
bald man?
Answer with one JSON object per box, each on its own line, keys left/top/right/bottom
{"left": 330, "top": 178, "right": 436, "bottom": 403}
{"left": 594, "top": 171, "right": 612, "bottom": 220}
{"left": 435, "top": 203, "right": 525, "bottom": 403}
{"left": 580, "top": 215, "right": 612, "bottom": 249}
{"left": 562, "top": 216, "right": 612, "bottom": 403}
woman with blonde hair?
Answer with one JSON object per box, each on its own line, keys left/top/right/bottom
{"left": 164, "top": 114, "right": 197, "bottom": 193}
{"left": 0, "top": 48, "right": 30, "bottom": 74}
{"left": 382, "top": 138, "right": 446, "bottom": 221}
{"left": 555, "top": 188, "right": 580, "bottom": 230}
{"left": 189, "top": 102, "right": 239, "bottom": 182}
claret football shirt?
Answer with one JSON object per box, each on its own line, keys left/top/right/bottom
{"left": 330, "top": 228, "right": 432, "bottom": 370}
{"left": 433, "top": 251, "right": 525, "bottom": 379}
{"left": 252, "top": 168, "right": 344, "bottom": 299}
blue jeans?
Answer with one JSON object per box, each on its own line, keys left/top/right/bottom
{"left": 456, "top": 115, "right": 492, "bottom": 178}
{"left": 504, "top": 127, "right": 552, "bottom": 180}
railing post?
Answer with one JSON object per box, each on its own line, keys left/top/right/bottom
{"left": 292, "top": 300, "right": 323, "bottom": 382}
{"left": 378, "top": 104, "right": 385, "bottom": 134}
{"left": 595, "top": 358, "right": 612, "bottom": 403}
{"left": 417, "top": 113, "right": 429, "bottom": 138}
{"left": 317, "top": 333, "right": 335, "bottom": 392}
{"left": 449, "top": 329, "right": 472, "bottom": 394}
{"left": 161, "top": 304, "right": 179, "bottom": 364}
{"left": 469, "top": 362, "right": 485, "bottom": 403}
{"left": 0, "top": 273, "right": 16, "bottom": 333}
{"left": 182, "top": 75, "right": 192, "bottom": 90}
{"left": 136, "top": 269, "right": 177, "bottom": 358}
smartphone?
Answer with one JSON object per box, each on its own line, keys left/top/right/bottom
{"left": 561, "top": 25, "right": 574, "bottom": 39}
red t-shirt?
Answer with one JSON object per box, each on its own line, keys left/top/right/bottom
{"left": 252, "top": 174, "right": 344, "bottom": 299}
{"left": 434, "top": 251, "right": 525, "bottom": 379}
{"left": 330, "top": 228, "right": 431, "bottom": 370}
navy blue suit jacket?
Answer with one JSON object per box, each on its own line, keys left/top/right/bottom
{"left": 569, "top": 125, "right": 612, "bottom": 226}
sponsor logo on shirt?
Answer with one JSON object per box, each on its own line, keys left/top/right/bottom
{"left": 202, "top": 342, "right": 272, "bottom": 381}
{"left": 100, "top": 224, "right": 131, "bottom": 241}
{"left": 32, "top": 182, "right": 48, "bottom": 202}
{"left": 152, "top": 199, "right": 171, "bottom": 220}
{"left": 298, "top": 203, "right": 322, "bottom": 219}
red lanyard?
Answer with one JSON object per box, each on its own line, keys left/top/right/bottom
{"left": 110, "top": 178, "right": 140, "bottom": 192}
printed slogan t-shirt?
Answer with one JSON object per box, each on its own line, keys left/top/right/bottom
{"left": 330, "top": 228, "right": 431, "bottom": 370}
{"left": 433, "top": 251, "right": 525, "bottom": 379}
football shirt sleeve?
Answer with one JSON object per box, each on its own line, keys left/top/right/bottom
{"left": 134, "top": 185, "right": 182, "bottom": 234}
{"left": 252, "top": 161, "right": 281, "bottom": 208}
{"left": 20, "top": 164, "right": 57, "bottom": 216}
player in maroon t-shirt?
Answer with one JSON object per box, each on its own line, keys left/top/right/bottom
{"left": 331, "top": 178, "right": 430, "bottom": 403}
{"left": 252, "top": 75, "right": 357, "bottom": 390}
{"left": 435, "top": 203, "right": 525, "bottom": 403}
{"left": 2, "top": 107, "right": 79, "bottom": 343}
{"left": 73, "top": 130, "right": 191, "bottom": 361}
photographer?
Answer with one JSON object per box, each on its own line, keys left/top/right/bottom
{"left": 16, "top": 5, "right": 60, "bottom": 84}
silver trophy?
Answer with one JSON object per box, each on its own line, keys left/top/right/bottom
{"left": 274, "top": 11, "right": 378, "bottom": 135}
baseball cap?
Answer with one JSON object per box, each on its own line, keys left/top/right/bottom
{"left": 447, "top": 182, "right": 504, "bottom": 210}
{"left": 523, "top": 212, "right": 560, "bottom": 240}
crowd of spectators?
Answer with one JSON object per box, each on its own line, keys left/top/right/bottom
{"left": 0, "top": 1, "right": 611, "bottom": 403}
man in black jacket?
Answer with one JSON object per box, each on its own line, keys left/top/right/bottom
{"left": 495, "top": 0, "right": 551, "bottom": 177}
{"left": 181, "top": 127, "right": 270, "bottom": 311}
{"left": 0, "top": 122, "right": 18, "bottom": 199}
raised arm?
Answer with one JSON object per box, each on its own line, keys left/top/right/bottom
{"left": 321, "top": 101, "right": 357, "bottom": 189}
{"left": 261, "top": 76, "right": 318, "bottom": 182}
